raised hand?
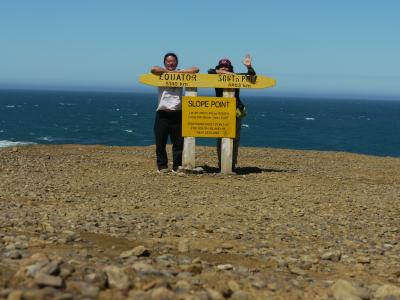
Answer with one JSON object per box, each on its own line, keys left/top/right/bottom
{"left": 242, "top": 54, "right": 252, "bottom": 68}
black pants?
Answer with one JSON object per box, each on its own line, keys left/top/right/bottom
{"left": 154, "top": 110, "right": 183, "bottom": 170}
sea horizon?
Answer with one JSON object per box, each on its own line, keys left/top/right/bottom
{"left": 1, "top": 89, "right": 399, "bottom": 158}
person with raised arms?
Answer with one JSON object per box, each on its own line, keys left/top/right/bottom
{"left": 151, "top": 53, "right": 199, "bottom": 173}
{"left": 208, "top": 54, "right": 256, "bottom": 172}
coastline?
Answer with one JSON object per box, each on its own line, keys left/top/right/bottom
{"left": 1, "top": 144, "right": 400, "bottom": 299}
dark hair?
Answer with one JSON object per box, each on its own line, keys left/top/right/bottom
{"left": 216, "top": 64, "right": 234, "bottom": 72}
{"left": 164, "top": 52, "right": 178, "bottom": 65}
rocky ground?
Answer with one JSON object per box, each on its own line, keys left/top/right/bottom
{"left": 0, "top": 144, "right": 400, "bottom": 300}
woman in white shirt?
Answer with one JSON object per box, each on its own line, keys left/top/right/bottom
{"left": 151, "top": 53, "right": 199, "bottom": 173}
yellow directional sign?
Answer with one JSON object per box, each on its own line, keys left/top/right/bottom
{"left": 139, "top": 73, "right": 276, "bottom": 89}
{"left": 182, "top": 96, "right": 236, "bottom": 138}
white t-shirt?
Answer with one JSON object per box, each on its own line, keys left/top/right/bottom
{"left": 157, "top": 87, "right": 183, "bottom": 111}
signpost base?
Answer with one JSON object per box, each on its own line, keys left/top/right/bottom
{"left": 182, "top": 87, "right": 197, "bottom": 170}
{"left": 220, "top": 138, "right": 233, "bottom": 174}
{"left": 220, "top": 89, "right": 235, "bottom": 174}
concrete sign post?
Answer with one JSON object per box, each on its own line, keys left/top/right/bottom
{"left": 139, "top": 73, "right": 276, "bottom": 174}
{"left": 182, "top": 87, "right": 197, "bottom": 169}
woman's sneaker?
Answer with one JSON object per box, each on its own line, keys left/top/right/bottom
{"left": 157, "top": 168, "right": 169, "bottom": 174}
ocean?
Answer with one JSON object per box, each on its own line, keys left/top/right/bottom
{"left": 1, "top": 89, "right": 399, "bottom": 157}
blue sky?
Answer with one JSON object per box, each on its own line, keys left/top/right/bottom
{"left": 1, "top": 1, "right": 399, "bottom": 99}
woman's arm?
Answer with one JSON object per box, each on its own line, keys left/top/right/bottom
{"left": 175, "top": 66, "right": 199, "bottom": 74}
{"left": 151, "top": 66, "right": 199, "bottom": 75}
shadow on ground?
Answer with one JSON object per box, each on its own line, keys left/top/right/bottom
{"left": 200, "top": 165, "right": 295, "bottom": 175}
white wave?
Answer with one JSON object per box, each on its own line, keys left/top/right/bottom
{"left": 6, "top": 105, "right": 15, "bottom": 108}
{"left": 241, "top": 124, "right": 249, "bottom": 128}
{"left": 37, "top": 136, "right": 54, "bottom": 142}
{"left": 0, "top": 140, "right": 36, "bottom": 148}
{"left": 304, "top": 117, "right": 315, "bottom": 121}
{"left": 131, "top": 113, "right": 138, "bottom": 116}
{"left": 0, "top": 130, "right": 5, "bottom": 133}
{"left": 124, "top": 129, "right": 133, "bottom": 133}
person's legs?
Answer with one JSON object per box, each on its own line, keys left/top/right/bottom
{"left": 154, "top": 111, "right": 169, "bottom": 170}
{"left": 217, "top": 138, "right": 222, "bottom": 169}
{"left": 169, "top": 111, "right": 183, "bottom": 171}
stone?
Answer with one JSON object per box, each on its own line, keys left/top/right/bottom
{"left": 62, "top": 230, "right": 76, "bottom": 242}
{"left": 7, "top": 290, "right": 23, "bottom": 300}
{"left": 251, "top": 279, "right": 267, "bottom": 289}
{"left": 227, "top": 280, "right": 241, "bottom": 292}
{"left": 5, "top": 250, "right": 22, "bottom": 259}
{"left": 231, "top": 290, "right": 249, "bottom": 300}
{"left": 41, "top": 261, "right": 60, "bottom": 275}
{"left": 178, "top": 239, "right": 190, "bottom": 253}
{"left": 331, "top": 279, "right": 370, "bottom": 300}
{"left": 374, "top": 284, "right": 400, "bottom": 299}
{"left": 321, "top": 250, "right": 342, "bottom": 262}
{"left": 217, "top": 264, "right": 233, "bottom": 271}
{"left": 34, "top": 272, "right": 63, "bottom": 288}
{"left": 175, "top": 279, "right": 191, "bottom": 293}
{"left": 356, "top": 256, "right": 371, "bottom": 264}
{"left": 127, "top": 290, "right": 151, "bottom": 300}
{"left": 221, "top": 243, "right": 234, "bottom": 250}
{"left": 132, "top": 262, "right": 157, "bottom": 274}
{"left": 84, "top": 271, "right": 107, "bottom": 289}
{"left": 205, "top": 288, "right": 224, "bottom": 300}
{"left": 104, "top": 266, "right": 130, "bottom": 290}
{"left": 150, "top": 287, "right": 176, "bottom": 300}
{"left": 288, "top": 265, "right": 306, "bottom": 276}
{"left": 120, "top": 245, "right": 150, "bottom": 258}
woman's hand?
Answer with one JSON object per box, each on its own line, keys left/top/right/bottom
{"left": 242, "top": 54, "right": 252, "bottom": 68}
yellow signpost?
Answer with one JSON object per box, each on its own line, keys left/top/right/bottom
{"left": 182, "top": 96, "right": 236, "bottom": 138}
{"left": 139, "top": 72, "right": 276, "bottom": 174}
{"left": 139, "top": 73, "right": 275, "bottom": 89}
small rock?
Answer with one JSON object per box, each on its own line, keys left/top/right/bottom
{"left": 104, "top": 266, "right": 130, "bottom": 290}
{"left": 34, "top": 272, "right": 63, "bottom": 288}
{"left": 267, "top": 282, "right": 278, "bottom": 291}
{"left": 132, "top": 262, "right": 157, "bottom": 274}
{"left": 41, "top": 261, "right": 60, "bottom": 275}
{"left": 128, "top": 290, "right": 151, "bottom": 300}
{"left": 228, "top": 280, "right": 240, "bottom": 292}
{"left": 374, "top": 284, "right": 400, "bottom": 299}
{"left": 251, "top": 279, "right": 266, "bottom": 289}
{"left": 120, "top": 245, "right": 150, "bottom": 258}
{"left": 84, "top": 271, "right": 107, "bottom": 289}
{"left": 178, "top": 239, "right": 190, "bottom": 253}
{"left": 221, "top": 243, "right": 234, "bottom": 250}
{"left": 288, "top": 265, "right": 306, "bottom": 276}
{"left": 62, "top": 230, "right": 76, "bottom": 242}
{"left": 331, "top": 279, "right": 370, "bottom": 300}
{"left": 175, "top": 279, "right": 191, "bottom": 293}
{"left": 150, "top": 287, "right": 176, "bottom": 300}
{"left": 356, "top": 256, "right": 371, "bottom": 264}
{"left": 5, "top": 250, "right": 22, "bottom": 259}
{"left": 205, "top": 288, "right": 224, "bottom": 300}
{"left": 231, "top": 290, "right": 248, "bottom": 300}
{"left": 182, "top": 264, "right": 202, "bottom": 274}
{"left": 321, "top": 250, "right": 342, "bottom": 262}
{"left": 217, "top": 264, "right": 233, "bottom": 271}
{"left": 6, "top": 290, "right": 23, "bottom": 300}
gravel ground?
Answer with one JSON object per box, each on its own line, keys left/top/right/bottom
{"left": 1, "top": 144, "right": 400, "bottom": 300}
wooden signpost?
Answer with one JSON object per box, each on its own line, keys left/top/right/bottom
{"left": 139, "top": 73, "right": 276, "bottom": 174}
{"left": 139, "top": 73, "right": 275, "bottom": 89}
